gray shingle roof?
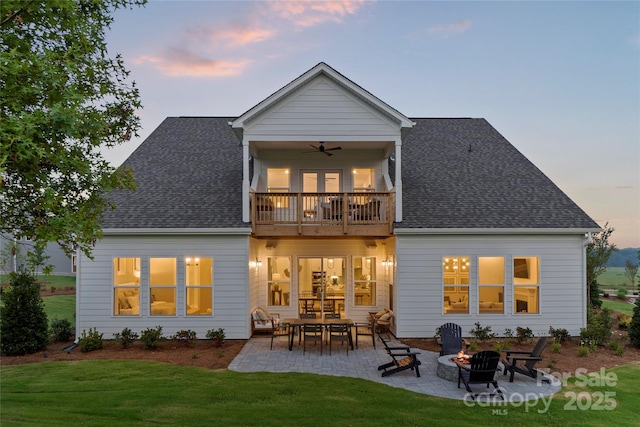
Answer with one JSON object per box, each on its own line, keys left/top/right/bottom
{"left": 102, "top": 116, "right": 598, "bottom": 231}
{"left": 102, "top": 117, "right": 245, "bottom": 229}
{"left": 399, "top": 118, "right": 599, "bottom": 229}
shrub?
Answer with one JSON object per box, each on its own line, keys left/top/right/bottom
{"left": 549, "top": 326, "right": 570, "bottom": 343}
{"left": 50, "top": 317, "right": 74, "bottom": 342}
{"left": 617, "top": 314, "right": 632, "bottom": 330}
{"left": 629, "top": 297, "right": 640, "bottom": 348}
{"left": 577, "top": 346, "right": 589, "bottom": 357}
{"left": 206, "top": 328, "right": 226, "bottom": 346}
{"left": 551, "top": 342, "right": 561, "bottom": 353}
{"left": 140, "top": 326, "right": 165, "bottom": 349}
{"left": 468, "top": 341, "right": 478, "bottom": 352}
{"left": 79, "top": 328, "right": 103, "bottom": 352}
{"left": 468, "top": 322, "right": 495, "bottom": 342}
{"left": 49, "top": 286, "right": 57, "bottom": 293}
{"left": 608, "top": 340, "right": 625, "bottom": 356}
{"left": 516, "top": 326, "right": 535, "bottom": 344}
{"left": 113, "top": 327, "right": 139, "bottom": 348}
{"left": 503, "top": 328, "right": 514, "bottom": 340}
{"left": 580, "top": 307, "right": 613, "bottom": 347}
{"left": 0, "top": 271, "right": 49, "bottom": 355}
{"left": 173, "top": 329, "right": 197, "bottom": 347}
{"left": 617, "top": 287, "right": 627, "bottom": 300}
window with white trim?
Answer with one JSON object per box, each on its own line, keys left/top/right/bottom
{"left": 185, "top": 257, "right": 213, "bottom": 315}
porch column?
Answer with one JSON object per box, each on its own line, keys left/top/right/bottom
{"left": 394, "top": 138, "right": 402, "bottom": 222}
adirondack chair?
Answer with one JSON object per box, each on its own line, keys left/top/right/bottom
{"left": 458, "top": 350, "right": 504, "bottom": 400}
{"left": 502, "top": 337, "right": 548, "bottom": 382}
{"left": 377, "top": 334, "right": 421, "bottom": 377}
{"left": 438, "top": 323, "right": 470, "bottom": 356}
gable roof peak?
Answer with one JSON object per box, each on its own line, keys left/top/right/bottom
{"left": 231, "top": 62, "right": 414, "bottom": 134}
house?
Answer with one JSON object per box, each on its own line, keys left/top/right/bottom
{"left": 76, "top": 63, "right": 600, "bottom": 340}
{"left": 0, "top": 235, "right": 76, "bottom": 276}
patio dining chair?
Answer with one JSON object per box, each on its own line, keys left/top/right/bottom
{"left": 270, "top": 319, "right": 290, "bottom": 350}
{"left": 328, "top": 323, "right": 350, "bottom": 355}
{"left": 458, "top": 350, "right": 504, "bottom": 400}
{"left": 302, "top": 323, "right": 324, "bottom": 355}
{"left": 502, "top": 337, "right": 548, "bottom": 383}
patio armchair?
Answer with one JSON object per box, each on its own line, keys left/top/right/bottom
{"left": 502, "top": 337, "right": 548, "bottom": 383}
{"left": 438, "top": 322, "right": 470, "bottom": 356}
{"left": 377, "top": 334, "right": 421, "bottom": 377}
{"left": 458, "top": 350, "right": 504, "bottom": 400}
{"left": 353, "top": 317, "right": 376, "bottom": 349}
{"left": 251, "top": 306, "right": 280, "bottom": 336}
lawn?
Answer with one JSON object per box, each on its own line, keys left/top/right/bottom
{"left": 598, "top": 267, "right": 636, "bottom": 292}
{"left": 43, "top": 295, "right": 75, "bottom": 323}
{"left": 601, "top": 298, "right": 635, "bottom": 317}
{"left": 1, "top": 361, "right": 638, "bottom": 426}
{"left": 0, "top": 273, "right": 75, "bottom": 289}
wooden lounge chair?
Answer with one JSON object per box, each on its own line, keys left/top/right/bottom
{"left": 438, "top": 322, "right": 470, "bottom": 356}
{"left": 377, "top": 334, "right": 421, "bottom": 377}
{"left": 502, "top": 337, "right": 548, "bottom": 383}
{"left": 458, "top": 350, "right": 504, "bottom": 400}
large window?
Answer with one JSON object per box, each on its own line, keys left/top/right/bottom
{"left": 113, "top": 257, "right": 140, "bottom": 316}
{"left": 149, "top": 258, "right": 176, "bottom": 316}
{"left": 268, "top": 256, "right": 290, "bottom": 307}
{"left": 478, "top": 257, "right": 504, "bottom": 314}
{"left": 513, "top": 257, "right": 539, "bottom": 314}
{"left": 185, "top": 257, "right": 213, "bottom": 315}
{"left": 354, "top": 256, "right": 376, "bottom": 306}
{"left": 443, "top": 256, "right": 469, "bottom": 314}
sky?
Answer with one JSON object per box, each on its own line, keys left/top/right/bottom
{"left": 103, "top": 0, "right": 640, "bottom": 248}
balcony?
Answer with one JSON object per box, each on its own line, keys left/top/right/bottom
{"left": 251, "top": 192, "right": 394, "bottom": 237}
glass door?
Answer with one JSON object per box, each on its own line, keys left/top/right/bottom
{"left": 302, "top": 171, "right": 341, "bottom": 220}
{"left": 298, "top": 257, "right": 345, "bottom": 317}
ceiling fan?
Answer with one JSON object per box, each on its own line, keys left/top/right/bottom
{"left": 305, "top": 142, "right": 342, "bottom": 156}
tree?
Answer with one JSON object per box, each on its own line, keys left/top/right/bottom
{"left": 624, "top": 259, "right": 639, "bottom": 293}
{"left": 0, "top": 270, "right": 49, "bottom": 355}
{"left": 586, "top": 224, "right": 617, "bottom": 308}
{"left": 1, "top": 0, "right": 145, "bottom": 259}
{"left": 629, "top": 296, "right": 640, "bottom": 348}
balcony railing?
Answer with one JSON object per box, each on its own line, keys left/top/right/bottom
{"left": 251, "top": 192, "right": 394, "bottom": 236}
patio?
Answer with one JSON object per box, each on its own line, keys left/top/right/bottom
{"left": 228, "top": 334, "right": 562, "bottom": 401}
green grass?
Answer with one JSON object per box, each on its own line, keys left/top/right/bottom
{"left": 598, "top": 267, "right": 635, "bottom": 292}
{"left": 1, "top": 274, "right": 75, "bottom": 289}
{"left": 43, "top": 295, "right": 75, "bottom": 323}
{"left": 1, "top": 361, "right": 638, "bottom": 426}
{"left": 600, "top": 298, "right": 634, "bottom": 317}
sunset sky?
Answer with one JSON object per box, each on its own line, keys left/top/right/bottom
{"left": 103, "top": 1, "right": 639, "bottom": 248}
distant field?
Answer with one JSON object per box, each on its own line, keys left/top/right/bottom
{"left": 601, "top": 298, "right": 634, "bottom": 316}
{"left": 598, "top": 267, "right": 636, "bottom": 291}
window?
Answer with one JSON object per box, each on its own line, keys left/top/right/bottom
{"left": 185, "top": 257, "right": 212, "bottom": 315}
{"left": 352, "top": 168, "right": 375, "bottom": 192}
{"left": 513, "top": 257, "right": 539, "bottom": 314}
{"left": 478, "top": 257, "right": 504, "bottom": 314}
{"left": 443, "top": 256, "right": 469, "bottom": 314}
{"left": 267, "top": 168, "right": 290, "bottom": 208}
{"left": 149, "top": 258, "right": 176, "bottom": 316}
{"left": 354, "top": 256, "right": 376, "bottom": 306}
{"left": 268, "top": 257, "right": 290, "bottom": 307}
{"left": 113, "top": 257, "right": 140, "bottom": 316}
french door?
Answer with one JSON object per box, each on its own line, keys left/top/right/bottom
{"left": 301, "top": 171, "right": 341, "bottom": 219}
{"left": 298, "top": 257, "right": 345, "bottom": 317}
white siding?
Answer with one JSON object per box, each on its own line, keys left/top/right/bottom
{"left": 244, "top": 77, "right": 400, "bottom": 141}
{"left": 77, "top": 235, "right": 250, "bottom": 339}
{"left": 395, "top": 234, "right": 587, "bottom": 338}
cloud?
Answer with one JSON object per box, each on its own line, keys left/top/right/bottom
{"left": 135, "top": 48, "right": 252, "bottom": 77}
{"left": 186, "top": 24, "right": 276, "bottom": 47}
{"left": 428, "top": 19, "right": 472, "bottom": 37}
{"left": 267, "top": 0, "right": 369, "bottom": 28}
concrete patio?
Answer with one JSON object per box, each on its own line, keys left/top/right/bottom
{"left": 228, "top": 334, "right": 562, "bottom": 401}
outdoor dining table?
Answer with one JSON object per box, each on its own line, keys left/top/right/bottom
{"left": 283, "top": 318, "right": 354, "bottom": 351}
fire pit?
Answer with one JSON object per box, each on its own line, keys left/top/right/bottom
{"left": 437, "top": 351, "right": 471, "bottom": 382}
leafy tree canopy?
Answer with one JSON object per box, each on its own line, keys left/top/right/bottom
{"left": 1, "top": 0, "right": 145, "bottom": 258}
{"left": 586, "top": 223, "right": 617, "bottom": 308}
